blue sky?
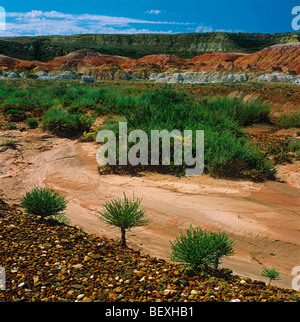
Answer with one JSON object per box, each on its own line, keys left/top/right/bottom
{"left": 0, "top": 0, "right": 298, "bottom": 36}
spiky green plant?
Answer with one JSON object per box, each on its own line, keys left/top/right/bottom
{"left": 21, "top": 187, "right": 68, "bottom": 221}
{"left": 170, "top": 226, "right": 235, "bottom": 270}
{"left": 97, "top": 193, "right": 148, "bottom": 247}
{"left": 261, "top": 267, "right": 280, "bottom": 286}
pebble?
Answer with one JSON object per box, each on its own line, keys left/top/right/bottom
{"left": 72, "top": 264, "right": 83, "bottom": 269}
{"left": 1, "top": 207, "right": 299, "bottom": 303}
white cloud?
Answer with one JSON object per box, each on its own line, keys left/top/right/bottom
{"left": 203, "top": 26, "right": 213, "bottom": 33}
{"left": 195, "top": 26, "right": 204, "bottom": 32}
{"left": 195, "top": 24, "right": 243, "bottom": 34}
{"left": 195, "top": 25, "right": 214, "bottom": 33}
{"left": 146, "top": 10, "right": 162, "bottom": 15}
{"left": 2, "top": 10, "right": 191, "bottom": 36}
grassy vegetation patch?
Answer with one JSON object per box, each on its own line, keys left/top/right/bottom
{"left": 95, "top": 85, "right": 274, "bottom": 181}
{"left": 278, "top": 111, "right": 300, "bottom": 129}
{"left": 42, "top": 107, "right": 93, "bottom": 137}
{"left": 0, "top": 81, "right": 276, "bottom": 181}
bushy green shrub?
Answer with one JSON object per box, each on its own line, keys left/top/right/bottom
{"left": 4, "top": 109, "right": 26, "bottom": 122}
{"left": 26, "top": 118, "right": 38, "bottom": 129}
{"left": 278, "top": 111, "right": 300, "bottom": 128}
{"left": 4, "top": 109, "right": 24, "bottom": 116}
{"left": 21, "top": 187, "right": 68, "bottom": 221}
{"left": 42, "top": 107, "right": 93, "bottom": 137}
{"left": 170, "top": 226, "right": 235, "bottom": 270}
{"left": 7, "top": 123, "right": 17, "bottom": 130}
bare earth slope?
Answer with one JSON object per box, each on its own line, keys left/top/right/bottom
{"left": 234, "top": 43, "right": 300, "bottom": 74}
{"left": 0, "top": 43, "right": 299, "bottom": 80}
{"left": 1, "top": 129, "right": 299, "bottom": 289}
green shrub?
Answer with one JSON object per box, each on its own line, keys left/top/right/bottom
{"left": 21, "top": 187, "right": 68, "bottom": 221}
{"left": 200, "top": 97, "right": 271, "bottom": 126}
{"left": 2, "top": 96, "right": 36, "bottom": 111}
{"left": 4, "top": 109, "right": 26, "bottom": 122}
{"left": 26, "top": 118, "right": 39, "bottom": 129}
{"left": 261, "top": 267, "right": 280, "bottom": 286}
{"left": 4, "top": 109, "right": 24, "bottom": 116}
{"left": 288, "top": 139, "right": 300, "bottom": 156}
{"left": 97, "top": 193, "right": 148, "bottom": 247}
{"left": 42, "top": 107, "right": 93, "bottom": 137}
{"left": 170, "top": 226, "right": 235, "bottom": 270}
{"left": 7, "top": 123, "right": 17, "bottom": 130}
{"left": 278, "top": 112, "right": 300, "bottom": 128}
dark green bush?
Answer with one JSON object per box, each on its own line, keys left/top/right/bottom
{"left": 26, "top": 118, "right": 38, "bottom": 129}
{"left": 7, "top": 123, "right": 17, "bottom": 130}
{"left": 21, "top": 187, "right": 68, "bottom": 221}
{"left": 42, "top": 107, "right": 93, "bottom": 137}
{"left": 170, "top": 226, "right": 235, "bottom": 270}
{"left": 4, "top": 109, "right": 24, "bottom": 116}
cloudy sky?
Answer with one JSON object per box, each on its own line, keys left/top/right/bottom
{"left": 0, "top": 0, "right": 297, "bottom": 36}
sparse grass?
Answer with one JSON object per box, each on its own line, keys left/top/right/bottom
{"left": 278, "top": 111, "right": 300, "bottom": 129}
{"left": 251, "top": 135, "right": 300, "bottom": 165}
{"left": 288, "top": 139, "right": 300, "bottom": 156}
{"left": 1, "top": 138, "right": 17, "bottom": 149}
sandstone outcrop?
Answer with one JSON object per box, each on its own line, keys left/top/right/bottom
{"left": 149, "top": 71, "right": 300, "bottom": 85}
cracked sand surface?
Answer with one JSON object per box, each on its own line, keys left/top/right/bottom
{"left": 0, "top": 129, "right": 300, "bottom": 289}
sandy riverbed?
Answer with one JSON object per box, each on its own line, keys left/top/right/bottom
{"left": 1, "top": 128, "right": 299, "bottom": 289}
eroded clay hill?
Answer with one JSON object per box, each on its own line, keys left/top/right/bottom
{"left": 234, "top": 43, "right": 300, "bottom": 75}
{"left": 0, "top": 43, "right": 299, "bottom": 80}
